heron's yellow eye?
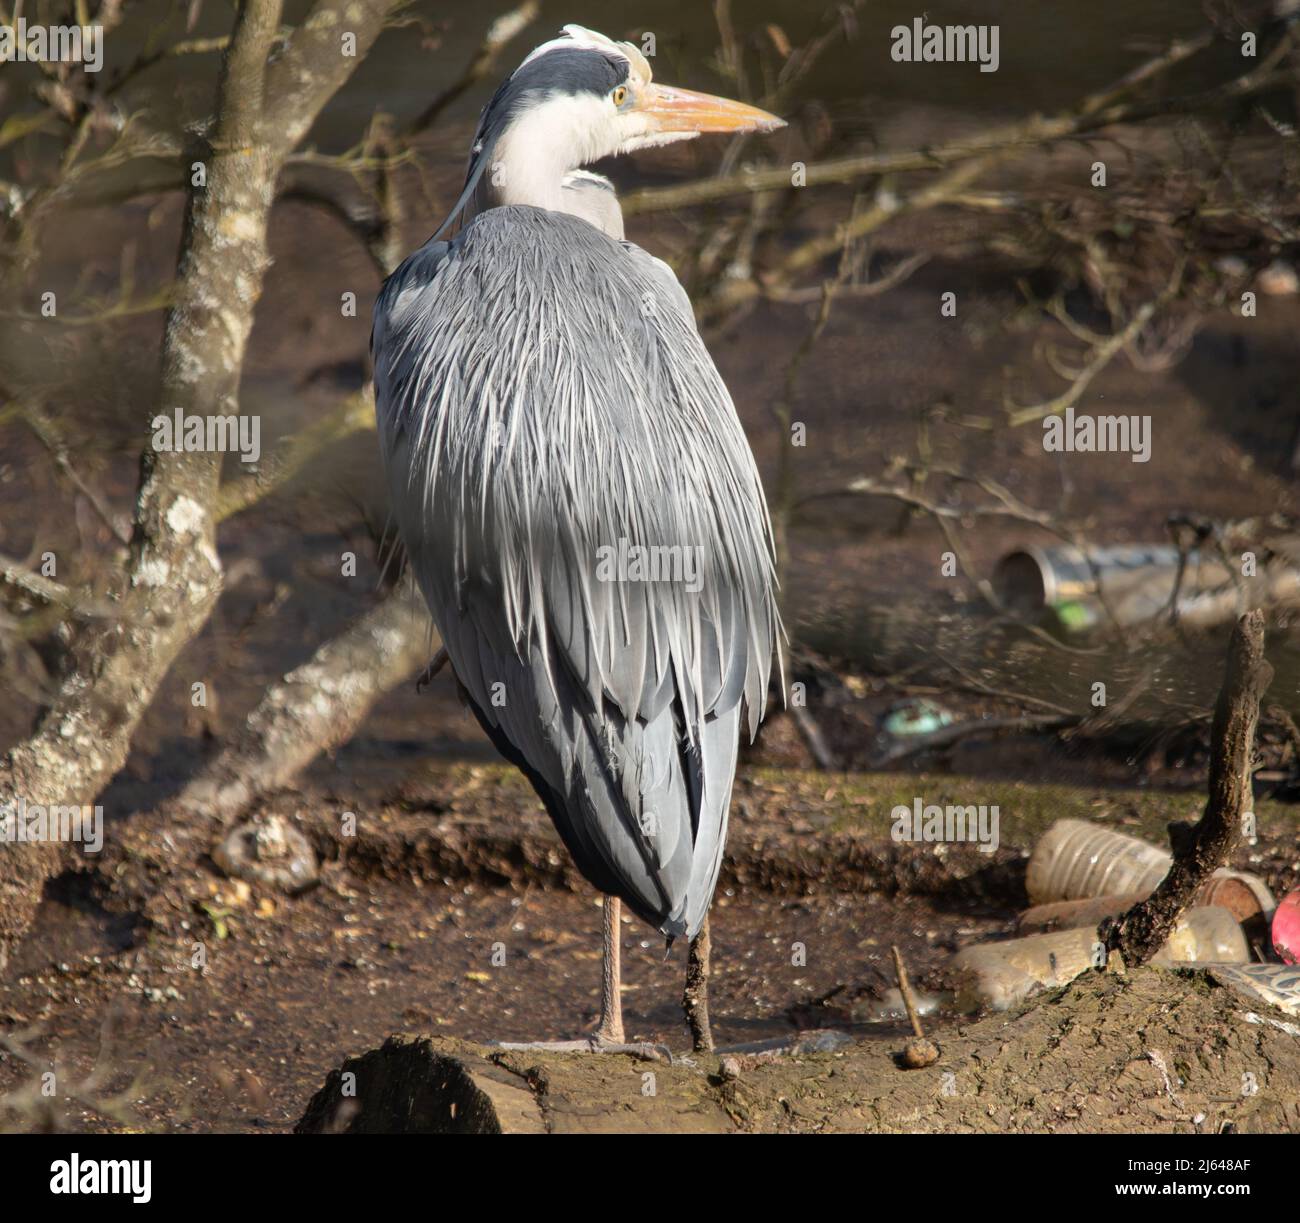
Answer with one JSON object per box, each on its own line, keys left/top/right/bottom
{"left": 611, "top": 85, "right": 628, "bottom": 107}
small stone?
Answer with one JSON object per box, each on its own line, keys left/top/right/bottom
{"left": 902, "top": 1037, "right": 939, "bottom": 1069}
{"left": 719, "top": 1055, "right": 742, "bottom": 1081}
{"left": 213, "top": 814, "right": 318, "bottom": 895}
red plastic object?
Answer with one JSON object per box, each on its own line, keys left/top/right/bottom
{"left": 1273, "top": 890, "right": 1300, "bottom": 965}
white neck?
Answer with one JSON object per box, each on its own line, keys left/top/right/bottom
{"left": 480, "top": 95, "right": 619, "bottom": 211}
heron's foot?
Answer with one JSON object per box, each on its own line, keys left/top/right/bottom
{"left": 492, "top": 1034, "right": 671, "bottom": 1062}
{"left": 714, "top": 1028, "right": 853, "bottom": 1062}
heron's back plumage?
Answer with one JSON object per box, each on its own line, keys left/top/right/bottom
{"left": 372, "top": 206, "right": 780, "bottom": 937}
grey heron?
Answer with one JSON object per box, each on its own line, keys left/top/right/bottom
{"left": 372, "top": 25, "right": 784, "bottom": 1053}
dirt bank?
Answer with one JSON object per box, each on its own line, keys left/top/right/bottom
{"left": 296, "top": 967, "right": 1300, "bottom": 1134}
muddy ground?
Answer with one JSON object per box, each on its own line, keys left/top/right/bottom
{"left": 1, "top": 766, "right": 1297, "bottom": 1133}
{"left": 296, "top": 968, "right": 1300, "bottom": 1134}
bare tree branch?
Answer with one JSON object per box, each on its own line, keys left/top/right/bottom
{"left": 176, "top": 589, "right": 433, "bottom": 825}
{"left": 215, "top": 387, "right": 374, "bottom": 523}
{"left": 406, "top": 2, "right": 540, "bottom": 137}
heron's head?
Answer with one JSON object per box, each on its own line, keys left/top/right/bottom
{"left": 491, "top": 25, "right": 785, "bottom": 159}
{"left": 436, "top": 25, "right": 785, "bottom": 235}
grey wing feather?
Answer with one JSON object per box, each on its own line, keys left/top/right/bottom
{"left": 371, "top": 207, "right": 781, "bottom": 937}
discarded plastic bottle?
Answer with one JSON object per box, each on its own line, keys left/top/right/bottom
{"left": 954, "top": 907, "right": 1249, "bottom": 1012}
{"left": 1026, "top": 818, "right": 1275, "bottom": 923}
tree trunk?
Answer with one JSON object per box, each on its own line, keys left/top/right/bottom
{"left": 0, "top": 0, "right": 399, "bottom": 973}
{"left": 1104, "top": 610, "right": 1273, "bottom": 965}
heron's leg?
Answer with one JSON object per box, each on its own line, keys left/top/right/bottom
{"left": 683, "top": 915, "right": 714, "bottom": 1052}
{"left": 492, "top": 895, "right": 669, "bottom": 1061}
{"left": 594, "top": 895, "right": 625, "bottom": 1044}
{"left": 680, "top": 916, "right": 850, "bottom": 1059}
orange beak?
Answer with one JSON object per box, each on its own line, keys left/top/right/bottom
{"left": 635, "top": 83, "right": 786, "bottom": 135}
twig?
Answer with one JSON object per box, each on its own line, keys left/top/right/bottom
{"left": 105, "top": 34, "right": 234, "bottom": 97}
{"left": 762, "top": 252, "right": 930, "bottom": 304}
{"left": 0, "top": 554, "right": 113, "bottom": 621}
{"left": 891, "top": 945, "right": 925, "bottom": 1039}
{"left": 891, "top": 945, "right": 939, "bottom": 1068}
{"left": 406, "top": 2, "right": 540, "bottom": 137}
{"left": 214, "top": 387, "right": 374, "bottom": 523}
{"left": 16, "top": 401, "right": 131, "bottom": 544}
{"left": 1006, "top": 260, "right": 1186, "bottom": 426}
{"left": 789, "top": 702, "right": 838, "bottom": 770}
{"left": 0, "top": 284, "right": 172, "bottom": 327}
{"left": 935, "top": 654, "right": 1076, "bottom": 717}
{"left": 0, "top": 1030, "right": 147, "bottom": 1129}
